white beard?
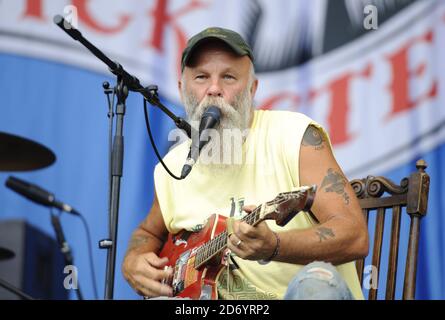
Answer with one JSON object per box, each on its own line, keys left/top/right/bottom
{"left": 182, "top": 88, "right": 254, "bottom": 172}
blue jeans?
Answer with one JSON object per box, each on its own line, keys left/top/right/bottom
{"left": 284, "top": 261, "right": 354, "bottom": 300}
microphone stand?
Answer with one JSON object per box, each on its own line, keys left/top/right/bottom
{"left": 53, "top": 15, "right": 193, "bottom": 300}
{"left": 50, "top": 212, "right": 83, "bottom": 300}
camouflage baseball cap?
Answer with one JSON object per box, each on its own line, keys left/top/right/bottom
{"left": 181, "top": 27, "right": 254, "bottom": 71}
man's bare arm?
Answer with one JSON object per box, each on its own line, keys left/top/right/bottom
{"left": 124, "top": 191, "right": 168, "bottom": 257}
{"left": 274, "top": 125, "right": 369, "bottom": 265}
{"left": 227, "top": 125, "right": 369, "bottom": 265}
{"left": 122, "top": 191, "right": 173, "bottom": 297}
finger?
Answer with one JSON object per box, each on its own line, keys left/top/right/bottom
{"left": 142, "top": 261, "right": 173, "bottom": 282}
{"left": 237, "top": 221, "right": 257, "bottom": 239}
{"left": 144, "top": 253, "right": 169, "bottom": 268}
{"left": 227, "top": 232, "right": 243, "bottom": 250}
{"left": 227, "top": 240, "right": 242, "bottom": 256}
{"left": 149, "top": 267, "right": 173, "bottom": 283}
{"left": 130, "top": 264, "right": 173, "bottom": 297}
{"left": 229, "top": 220, "right": 248, "bottom": 243}
{"left": 233, "top": 220, "right": 260, "bottom": 243}
{"left": 226, "top": 217, "right": 236, "bottom": 237}
{"left": 138, "top": 283, "right": 172, "bottom": 298}
{"left": 129, "top": 257, "right": 172, "bottom": 286}
{"left": 136, "top": 276, "right": 173, "bottom": 298}
{"left": 147, "top": 278, "right": 174, "bottom": 297}
{"left": 232, "top": 219, "right": 241, "bottom": 235}
{"left": 227, "top": 237, "right": 248, "bottom": 259}
{"left": 242, "top": 205, "right": 257, "bottom": 213}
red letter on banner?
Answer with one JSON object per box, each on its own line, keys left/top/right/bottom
{"left": 310, "top": 64, "right": 372, "bottom": 146}
{"left": 386, "top": 30, "right": 437, "bottom": 118}
{"left": 326, "top": 74, "right": 355, "bottom": 146}
{"left": 23, "top": 0, "right": 45, "bottom": 20}
{"left": 148, "top": 0, "right": 207, "bottom": 53}
{"left": 72, "top": 0, "right": 130, "bottom": 33}
{"left": 258, "top": 93, "right": 300, "bottom": 111}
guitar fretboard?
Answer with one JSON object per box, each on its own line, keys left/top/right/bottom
{"left": 193, "top": 188, "right": 309, "bottom": 269}
{"left": 194, "top": 206, "right": 262, "bottom": 269}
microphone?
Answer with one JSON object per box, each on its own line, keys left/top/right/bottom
{"left": 5, "top": 176, "right": 80, "bottom": 216}
{"left": 181, "top": 106, "right": 221, "bottom": 179}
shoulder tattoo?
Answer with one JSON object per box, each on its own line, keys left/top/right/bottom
{"left": 302, "top": 125, "right": 324, "bottom": 150}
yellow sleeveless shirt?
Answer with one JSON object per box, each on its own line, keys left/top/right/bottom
{"left": 154, "top": 110, "right": 364, "bottom": 300}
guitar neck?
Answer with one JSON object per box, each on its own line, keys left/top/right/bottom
{"left": 193, "top": 186, "right": 315, "bottom": 269}
{"left": 194, "top": 205, "right": 265, "bottom": 269}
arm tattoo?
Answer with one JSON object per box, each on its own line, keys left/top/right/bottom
{"left": 315, "top": 227, "right": 335, "bottom": 242}
{"left": 320, "top": 168, "right": 350, "bottom": 204}
{"left": 302, "top": 126, "right": 324, "bottom": 150}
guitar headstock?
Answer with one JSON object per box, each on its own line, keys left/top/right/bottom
{"left": 260, "top": 185, "right": 317, "bottom": 226}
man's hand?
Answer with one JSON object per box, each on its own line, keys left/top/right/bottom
{"left": 122, "top": 251, "right": 173, "bottom": 298}
{"left": 122, "top": 191, "right": 174, "bottom": 298}
{"left": 226, "top": 205, "right": 278, "bottom": 261}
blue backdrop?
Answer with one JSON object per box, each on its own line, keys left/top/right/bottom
{"left": 0, "top": 52, "right": 181, "bottom": 299}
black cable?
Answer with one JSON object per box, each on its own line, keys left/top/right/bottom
{"left": 143, "top": 98, "right": 184, "bottom": 180}
{"left": 50, "top": 208, "right": 82, "bottom": 300}
{"left": 57, "top": 209, "right": 99, "bottom": 300}
{"left": 77, "top": 213, "right": 99, "bottom": 300}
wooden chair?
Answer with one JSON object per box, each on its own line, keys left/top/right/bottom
{"left": 350, "top": 159, "right": 430, "bottom": 300}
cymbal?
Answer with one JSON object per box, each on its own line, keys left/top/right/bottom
{"left": 0, "top": 247, "right": 15, "bottom": 261}
{"left": 0, "top": 132, "right": 56, "bottom": 171}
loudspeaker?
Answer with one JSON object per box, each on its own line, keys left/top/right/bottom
{"left": 0, "top": 219, "right": 68, "bottom": 299}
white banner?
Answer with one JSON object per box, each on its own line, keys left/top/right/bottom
{"left": 1, "top": 0, "right": 444, "bottom": 177}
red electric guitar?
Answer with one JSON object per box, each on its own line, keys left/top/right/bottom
{"left": 158, "top": 185, "right": 317, "bottom": 300}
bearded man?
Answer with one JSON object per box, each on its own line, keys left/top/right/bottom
{"left": 122, "top": 27, "right": 369, "bottom": 300}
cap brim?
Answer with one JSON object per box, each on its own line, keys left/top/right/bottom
{"left": 183, "top": 36, "right": 248, "bottom": 68}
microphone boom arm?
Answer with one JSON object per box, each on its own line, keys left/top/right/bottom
{"left": 53, "top": 15, "right": 192, "bottom": 139}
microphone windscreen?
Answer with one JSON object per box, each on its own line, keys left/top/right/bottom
{"left": 202, "top": 106, "right": 221, "bottom": 121}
